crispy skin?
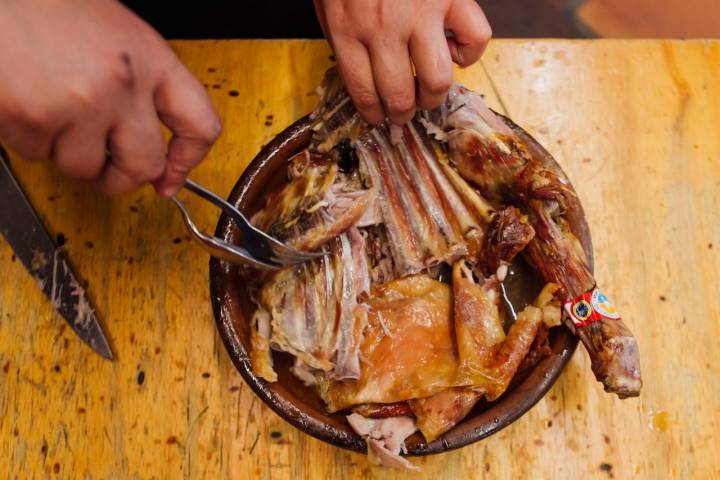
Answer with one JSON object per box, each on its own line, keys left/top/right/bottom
{"left": 317, "top": 275, "right": 460, "bottom": 412}
{"left": 353, "top": 402, "right": 412, "bottom": 419}
{"left": 453, "top": 261, "right": 544, "bottom": 400}
{"left": 518, "top": 324, "right": 552, "bottom": 373}
{"left": 484, "top": 304, "right": 544, "bottom": 400}
{"left": 248, "top": 70, "right": 639, "bottom": 462}
{"left": 453, "top": 262, "right": 507, "bottom": 392}
{"left": 409, "top": 387, "right": 481, "bottom": 444}
{"left": 410, "top": 270, "right": 557, "bottom": 442}
{"left": 313, "top": 252, "right": 549, "bottom": 441}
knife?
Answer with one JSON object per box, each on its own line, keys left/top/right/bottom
{"left": 0, "top": 146, "right": 113, "bottom": 360}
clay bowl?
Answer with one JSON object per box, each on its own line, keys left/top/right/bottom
{"left": 209, "top": 114, "right": 593, "bottom": 455}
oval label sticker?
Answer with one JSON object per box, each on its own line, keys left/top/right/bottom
{"left": 563, "top": 287, "right": 622, "bottom": 326}
{"left": 591, "top": 289, "right": 621, "bottom": 320}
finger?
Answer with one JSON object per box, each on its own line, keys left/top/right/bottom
{"left": 0, "top": 131, "right": 53, "bottom": 163}
{"left": 410, "top": 22, "right": 454, "bottom": 110}
{"left": 334, "top": 38, "right": 385, "bottom": 125}
{"left": 312, "top": 0, "right": 330, "bottom": 40}
{"left": 368, "top": 38, "right": 416, "bottom": 125}
{"left": 94, "top": 162, "right": 139, "bottom": 196}
{"left": 95, "top": 106, "right": 165, "bottom": 195}
{"left": 51, "top": 120, "right": 110, "bottom": 180}
{"left": 153, "top": 62, "right": 222, "bottom": 197}
{"left": 445, "top": 0, "right": 492, "bottom": 67}
{"left": 0, "top": 117, "right": 55, "bottom": 163}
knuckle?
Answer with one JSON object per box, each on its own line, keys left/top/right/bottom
{"left": 384, "top": 94, "right": 415, "bottom": 116}
{"left": 423, "top": 75, "right": 452, "bottom": 96}
{"left": 0, "top": 111, "right": 52, "bottom": 161}
{"left": 109, "top": 52, "right": 137, "bottom": 90}
{"left": 167, "top": 161, "right": 192, "bottom": 177}
{"left": 191, "top": 113, "right": 223, "bottom": 146}
{"left": 114, "top": 154, "right": 161, "bottom": 182}
{"left": 8, "top": 140, "right": 50, "bottom": 163}
{"left": 114, "top": 161, "right": 143, "bottom": 180}
{"left": 145, "top": 161, "right": 166, "bottom": 181}
{"left": 11, "top": 103, "right": 56, "bottom": 131}
{"left": 65, "top": 83, "right": 101, "bottom": 112}
{"left": 97, "top": 178, "right": 135, "bottom": 196}
{"left": 55, "top": 156, "right": 102, "bottom": 180}
{"left": 367, "top": 32, "right": 391, "bottom": 48}
{"left": 352, "top": 90, "right": 381, "bottom": 111}
{"left": 141, "top": 161, "right": 166, "bottom": 182}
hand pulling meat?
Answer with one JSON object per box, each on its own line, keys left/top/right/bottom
{"left": 245, "top": 69, "right": 642, "bottom": 470}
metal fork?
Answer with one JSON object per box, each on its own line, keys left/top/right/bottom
{"left": 171, "top": 179, "right": 326, "bottom": 270}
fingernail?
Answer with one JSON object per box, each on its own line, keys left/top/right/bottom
{"left": 156, "top": 184, "right": 176, "bottom": 198}
{"left": 454, "top": 49, "right": 464, "bottom": 66}
{"left": 447, "top": 40, "right": 463, "bottom": 65}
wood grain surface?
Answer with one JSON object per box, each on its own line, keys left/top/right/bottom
{"left": 577, "top": 0, "right": 720, "bottom": 38}
{"left": 1, "top": 39, "right": 718, "bottom": 479}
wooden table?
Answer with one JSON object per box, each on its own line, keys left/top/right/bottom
{"left": 1, "top": 39, "right": 718, "bottom": 479}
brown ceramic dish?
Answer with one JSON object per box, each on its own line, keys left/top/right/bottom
{"left": 209, "top": 114, "right": 593, "bottom": 455}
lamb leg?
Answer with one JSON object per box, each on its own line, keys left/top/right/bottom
{"left": 443, "top": 88, "right": 642, "bottom": 397}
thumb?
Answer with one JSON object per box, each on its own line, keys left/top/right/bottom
{"left": 445, "top": 0, "right": 492, "bottom": 67}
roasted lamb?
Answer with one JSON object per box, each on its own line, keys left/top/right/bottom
{"left": 244, "top": 69, "right": 642, "bottom": 470}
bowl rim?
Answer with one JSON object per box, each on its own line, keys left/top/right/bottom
{"left": 209, "top": 114, "right": 591, "bottom": 455}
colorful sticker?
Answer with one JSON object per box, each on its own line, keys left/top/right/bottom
{"left": 591, "top": 289, "right": 621, "bottom": 320}
{"left": 563, "top": 287, "right": 622, "bottom": 326}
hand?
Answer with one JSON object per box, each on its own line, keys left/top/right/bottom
{"left": 314, "top": 0, "right": 491, "bottom": 125}
{"left": 0, "top": 0, "right": 221, "bottom": 196}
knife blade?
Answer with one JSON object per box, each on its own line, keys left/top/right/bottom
{"left": 0, "top": 147, "right": 113, "bottom": 360}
